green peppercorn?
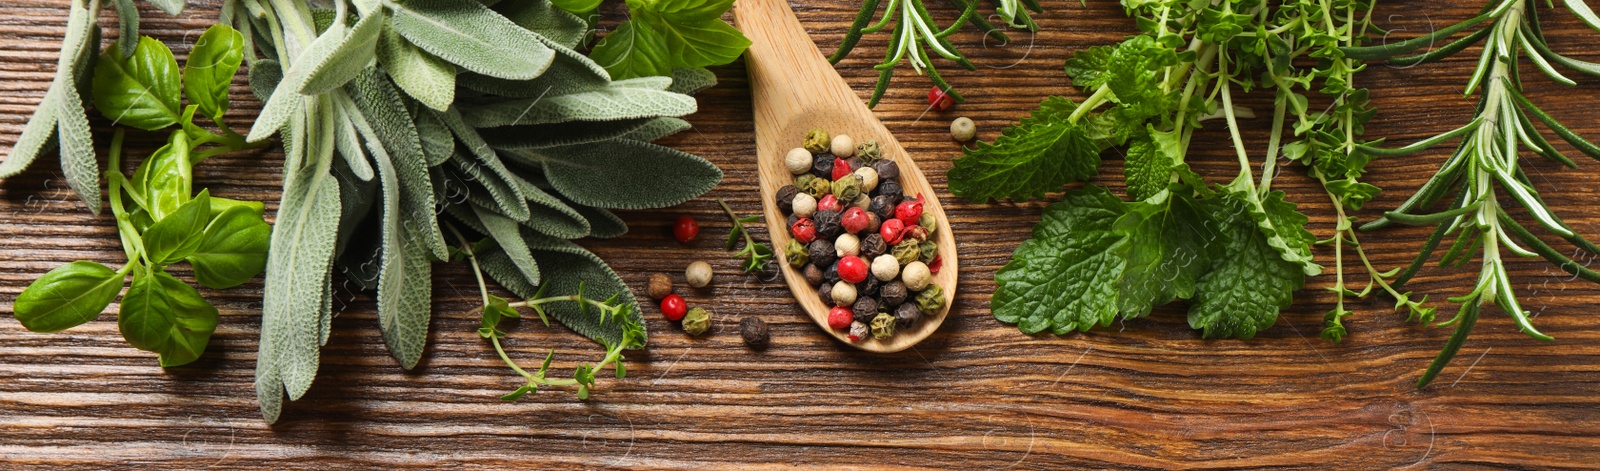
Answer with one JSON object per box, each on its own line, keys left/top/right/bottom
{"left": 831, "top": 174, "right": 863, "bottom": 203}
{"left": 919, "top": 241, "right": 938, "bottom": 264}
{"left": 915, "top": 284, "right": 945, "bottom": 316}
{"left": 804, "top": 128, "right": 831, "bottom": 154}
{"left": 801, "top": 175, "right": 831, "bottom": 199}
{"left": 856, "top": 140, "right": 881, "bottom": 163}
{"left": 786, "top": 239, "right": 809, "bottom": 269}
{"left": 683, "top": 307, "right": 711, "bottom": 335}
{"left": 919, "top": 212, "right": 937, "bottom": 236}
{"left": 893, "top": 240, "right": 921, "bottom": 266}
{"left": 870, "top": 312, "right": 896, "bottom": 339}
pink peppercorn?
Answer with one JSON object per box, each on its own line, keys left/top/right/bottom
{"left": 895, "top": 199, "right": 923, "bottom": 224}
{"left": 841, "top": 207, "right": 871, "bottom": 234}
{"left": 831, "top": 157, "right": 853, "bottom": 181}
{"left": 791, "top": 218, "right": 817, "bottom": 243}
{"left": 880, "top": 218, "right": 906, "bottom": 245}
{"left": 828, "top": 306, "right": 853, "bottom": 330}
{"left": 817, "top": 194, "right": 841, "bottom": 213}
{"left": 837, "top": 256, "right": 869, "bottom": 283}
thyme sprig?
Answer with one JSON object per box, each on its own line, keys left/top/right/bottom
{"left": 719, "top": 198, "right": 773, "bottom": 273}
{"left": 453, "top": 225, "right": 645, "bottom": 402}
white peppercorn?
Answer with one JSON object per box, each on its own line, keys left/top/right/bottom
{"left": 831, "top": 134, "right": 856, "bottom": 158}
{"left": 849, "top": 321, "right": 870, "bottom": 342}
{"left": 871, "top": 254, "right": 900, "bottom": 281}
{"left": 853, "top": 167, "right": 879, "bottom": 193}
{"left": 850, "top": 194, "right": 871, "bottom": 212}
{"left": 785, "top": 147, "right": 812, "bottom": 174}
{"left": 902, "top": 261, "right": 932, "bottom": 291}
{"left": 835, "top": 233, "right": 861, "bottom": 257}
{"left": 685, "top": 261, "right": 713, "bottom": 288}
{"left": 950, "top": 117, "right": 976, "bottom": 141}
{"left": 831, "top": 280, "right": 858, "bottom": 306}
{"left": 792, "top": 192, "right": 817, "bottom": 218}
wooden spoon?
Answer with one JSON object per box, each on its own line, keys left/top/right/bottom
{"left": 732, "top": 0, "right": 958, "bottom": 352}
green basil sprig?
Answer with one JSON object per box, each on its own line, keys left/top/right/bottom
{"left": 11, "top": 25, "right": 270, "bottom": 368}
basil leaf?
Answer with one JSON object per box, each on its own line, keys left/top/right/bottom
{"left": 144, "top": 190, "right": 211, "bottom": 265}
{"left": 184, "top": 25, "right": 245, "bottom": 123}
{"left": 132, "top": 132, "right": 193, "bottom": 220}
{"left": 636, "top": 9, "right": 749, "bottom": 70}
{"left": 388, "top": 0, "right": 556, "bottom": 80}
{"left": 13, "top": 261, "right": 125, "bottom": 332}
{"left": 92, "top": 36, "right": 182, "bottom": 131}
{"left": 187, "top": 205, "right": 271, "bottom": 289}
{"left": 548, "top": 0, "right": 602, "bottom": 14}
{"left": 118, "top": 270, "right": 220, "bottom": 367}
{"left": 590, "top": 20, "right": 671, "bottom": 80}
{"left": 642, "top": 0, "right": 736, "bottom": 22}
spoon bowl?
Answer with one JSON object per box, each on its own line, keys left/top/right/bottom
{"left": 734, "top": 0, "right": 957, "bottom": 352}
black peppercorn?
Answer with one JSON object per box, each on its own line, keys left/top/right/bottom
{"left": 776, "top": 185, "right": 800, "bottom": 213}
{"left": 869, "top": 195, "right": 897, "bottom": 221}
{"left": 895, "top": 303, "right": 922, "bottom": 329}
{"left": 823, "top": 263, "right": 841, "bottom": 284}
{"left": 807, "top": 239, "right": 837, "bottom": 268}
{"left": 860, "top": 233, "right": 888, "bottom": 260}
{"left": 818, "top": 281, "right": 833, "bottom": 305}
{"left": 803, "top": 264, "right": 824, "bottom": 286}
{"left": 846, "top": 158, "right": 866, "bottom": 173}
{"left": 811, "top": 153, "right": 836, "bottom": 179}
{"left": 872, "top": 160, "right": 899, "bottom": 181}
{"left": 740, "top": 317, "right": 769, "bottom": 349}
{"left": 814, "top": 209, "right": 842, "bottom": 239}
{"left": 857, "top": 276, "right": 881, "bottom": 297}
{"left": 852, "top": 297, "right": 878, "bottom": 324}
{"left": 880, "top": 281, "right": 909, "bottom": 306}
{"left": 787, "top": 213, "right": 800, "bottom": 229}
{"left": 877, "top": 180, "right": 903, "bottom": 201}
{"left": 866, "top": 212, "right": 882, "bottom": 234}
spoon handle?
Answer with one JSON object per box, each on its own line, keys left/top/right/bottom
{"left": 733, "top": 0, "right": 861, "bottom": 123}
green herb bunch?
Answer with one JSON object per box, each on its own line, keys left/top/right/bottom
{"left": 571, "top": 0, "right": 752, "bottom": 80}
{"left": 947, "top": 0, "right": 1364, "bottom": 338}
{"left": 830, "top": 0, "right": 1041, "bottom": 107}
{"left": 1340, "top": 0, "right": 1600, "bottom": 386}
{"left": 12, "top": 25, "right": 271, "bottom": 367}
{"left": 229, "top": 0, "right": 727, "bottom": 423}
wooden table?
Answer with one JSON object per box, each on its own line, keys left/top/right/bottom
{"left": 3, "top": 1, "right": 1598, "bottom": 469}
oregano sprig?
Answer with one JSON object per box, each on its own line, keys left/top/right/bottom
{"left": 719, "top": 198, "right": 773, "bottom": 273}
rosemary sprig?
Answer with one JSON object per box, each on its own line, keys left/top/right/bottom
{"left": 719, "top": 198, "right": 773, "bottom": 273}
{"left": 1343, "top": 0, "right": 1600, "bottom": 386}
{"left": 830, "top": 0, "right": 1038, "bottom": 107}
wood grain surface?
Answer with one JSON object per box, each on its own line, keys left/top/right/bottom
{"left": 739, "top": 0, "right": 958, "bottom": 352}
{"left": 2, "top": 0, "right": 1599, "bottom": 469}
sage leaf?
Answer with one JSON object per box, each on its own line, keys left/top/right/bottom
{"left": 248, "top": 17, "right": 349, "bottom": 142}
{"left": 332, "top": 102, "right": 376, "bottom": 182}
{"left": 375, "top": 24, "right": 455, "bottom": 111}
{"left": 534, "top": 139, "right": 721, "bottom": 209}
{"left": 571, "top": 203, "right": 628, "bottom": 239}
{"left": 498, "top": 0, "right": 590, "bottom": 49}
{"left": 118, "top": 270, "right": 219, "bottom": 367}
{"left": 112, "top": 0, "right": 139, "bottom": 59}
{"left": 480, "top": 119, "right": 655, "bottom": 149}
{"left": 188, "top": 205, "right": 272, "bottom": 289}
{"left": 547, "top": 0, "right": 603, "bottom": 15}
{"left": 461, "top": 82, "right": 696, "bottom": 127}
{"left": 248, "top": 59, "right": 283, "bottom": 102}
{"left": 590, "top": 20, "right": 671, "bottom": 80}
{"left": 147, "top": 0, "right": 184, "bottom": 15}
{"left": 299, "top": 12, "right": 384, "bottom": 95}
{"left": 620, "top": 117, "right": 692, "bottom": 142}
{"left": 0, "top": 89, "right": 60, "bottom": 179}
{"left": 456, "top": 54, "right": 610, "bottom": 98}
{"left": 472, "top": 204, "right": 542, "bottom": 285}
{"left": 184, "top": 25, "right": 245, "bottom": 123}
{"left": 526, "top": 239, "right": 644, "bottom": 348}
{"left": 13, "top": 261, "right": 125, "bottom": 333}
{"left": 93, "top": 36, "right": 182, "bottom": 130}
{"left": 372, "top": 129, "right": 434, "bottom": 369}
{"left": 56, "top": 3, "right": 100, "bottom": 214}
{"left": 667, "top": 67, "right": 717, "bottom": 95}
{"left": 347, "top": 71, "right": 447, "bottom": 258}
{"left": 413, "top": 105, "right": 454, "bottom": 166}
{"left": 143, "top": 190, "right": 211, "bottom": 265}
{"left": 387, "top": 0, "right": 556, "bottom": 80}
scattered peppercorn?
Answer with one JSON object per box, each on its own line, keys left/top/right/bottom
{"left": 685, "top": 261, "right": 713, "bottom": 288}
{"left": 776, "top": 185, "right": 800, "bottom": 213}
{"left": 880, "top": 281, "right": 909, "bottom": 307}
{"left": 827, "top": 306, "right": 853, "bottom": 330}
{"left": 740, "top": 317, "right": 770, "bottom": 348}
{"left": 870, "top": 312, "right": 896, "bottom": 339}
{"left": 805, "top": 128, "right": 832, "bottom": 154}
{"left": 673, "top": 215, "right": 699, "bottom": 243}
{"left": 682, "top": 307, "right": 711, "bottom": 335}
{"left": 915, "top": 284, "right": 946, "bottom": 316}
{"left": 927, "top": 86, "right": 955, "bottom": 111}
{"left": 831, "top": 134, "right": 855, "bottom": 158}
{"left": 785, "top": 239, "right": 809, "bottom": 269}
{"left": 895, "top": 303, "right": 922, "bottom": 328}
{"left": 785, "top": 147, "right": 812, "bottom": 174}
{"left": 660, "top": 294, "right": 687, "bottom": 321}
{"left": 647, "top": 273, "right": 673, "bottom": 301}
{"left": 950, "top": 117, "right": 976, "bottom": 141}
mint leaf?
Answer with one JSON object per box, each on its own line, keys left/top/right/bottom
{"left": 1121, "top": 127, "right": 1183, "bottom": 201}
{"left": 1113, "top": 188, "right": 1212, "bottom": 317}
{"left": 1105, "top": 35, "right": 1180, "bottom": 121}
{"left": 948, "top": 97, "right": 1101, "bottom": 202}
{"left": 13, "top": 261, "right": 125, "bottom": 332}
{"left": 1063, "top": 45, "right": 1113, "bottom": 89}
{"left": 1188, "top": 193, "right": 1306, "bottom": 339}
{"left": 1224, "top": 183, "right": 1322, "bottom": 276}
{"left": 992, "top": 186, "right": 1128, "bottom": 334}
